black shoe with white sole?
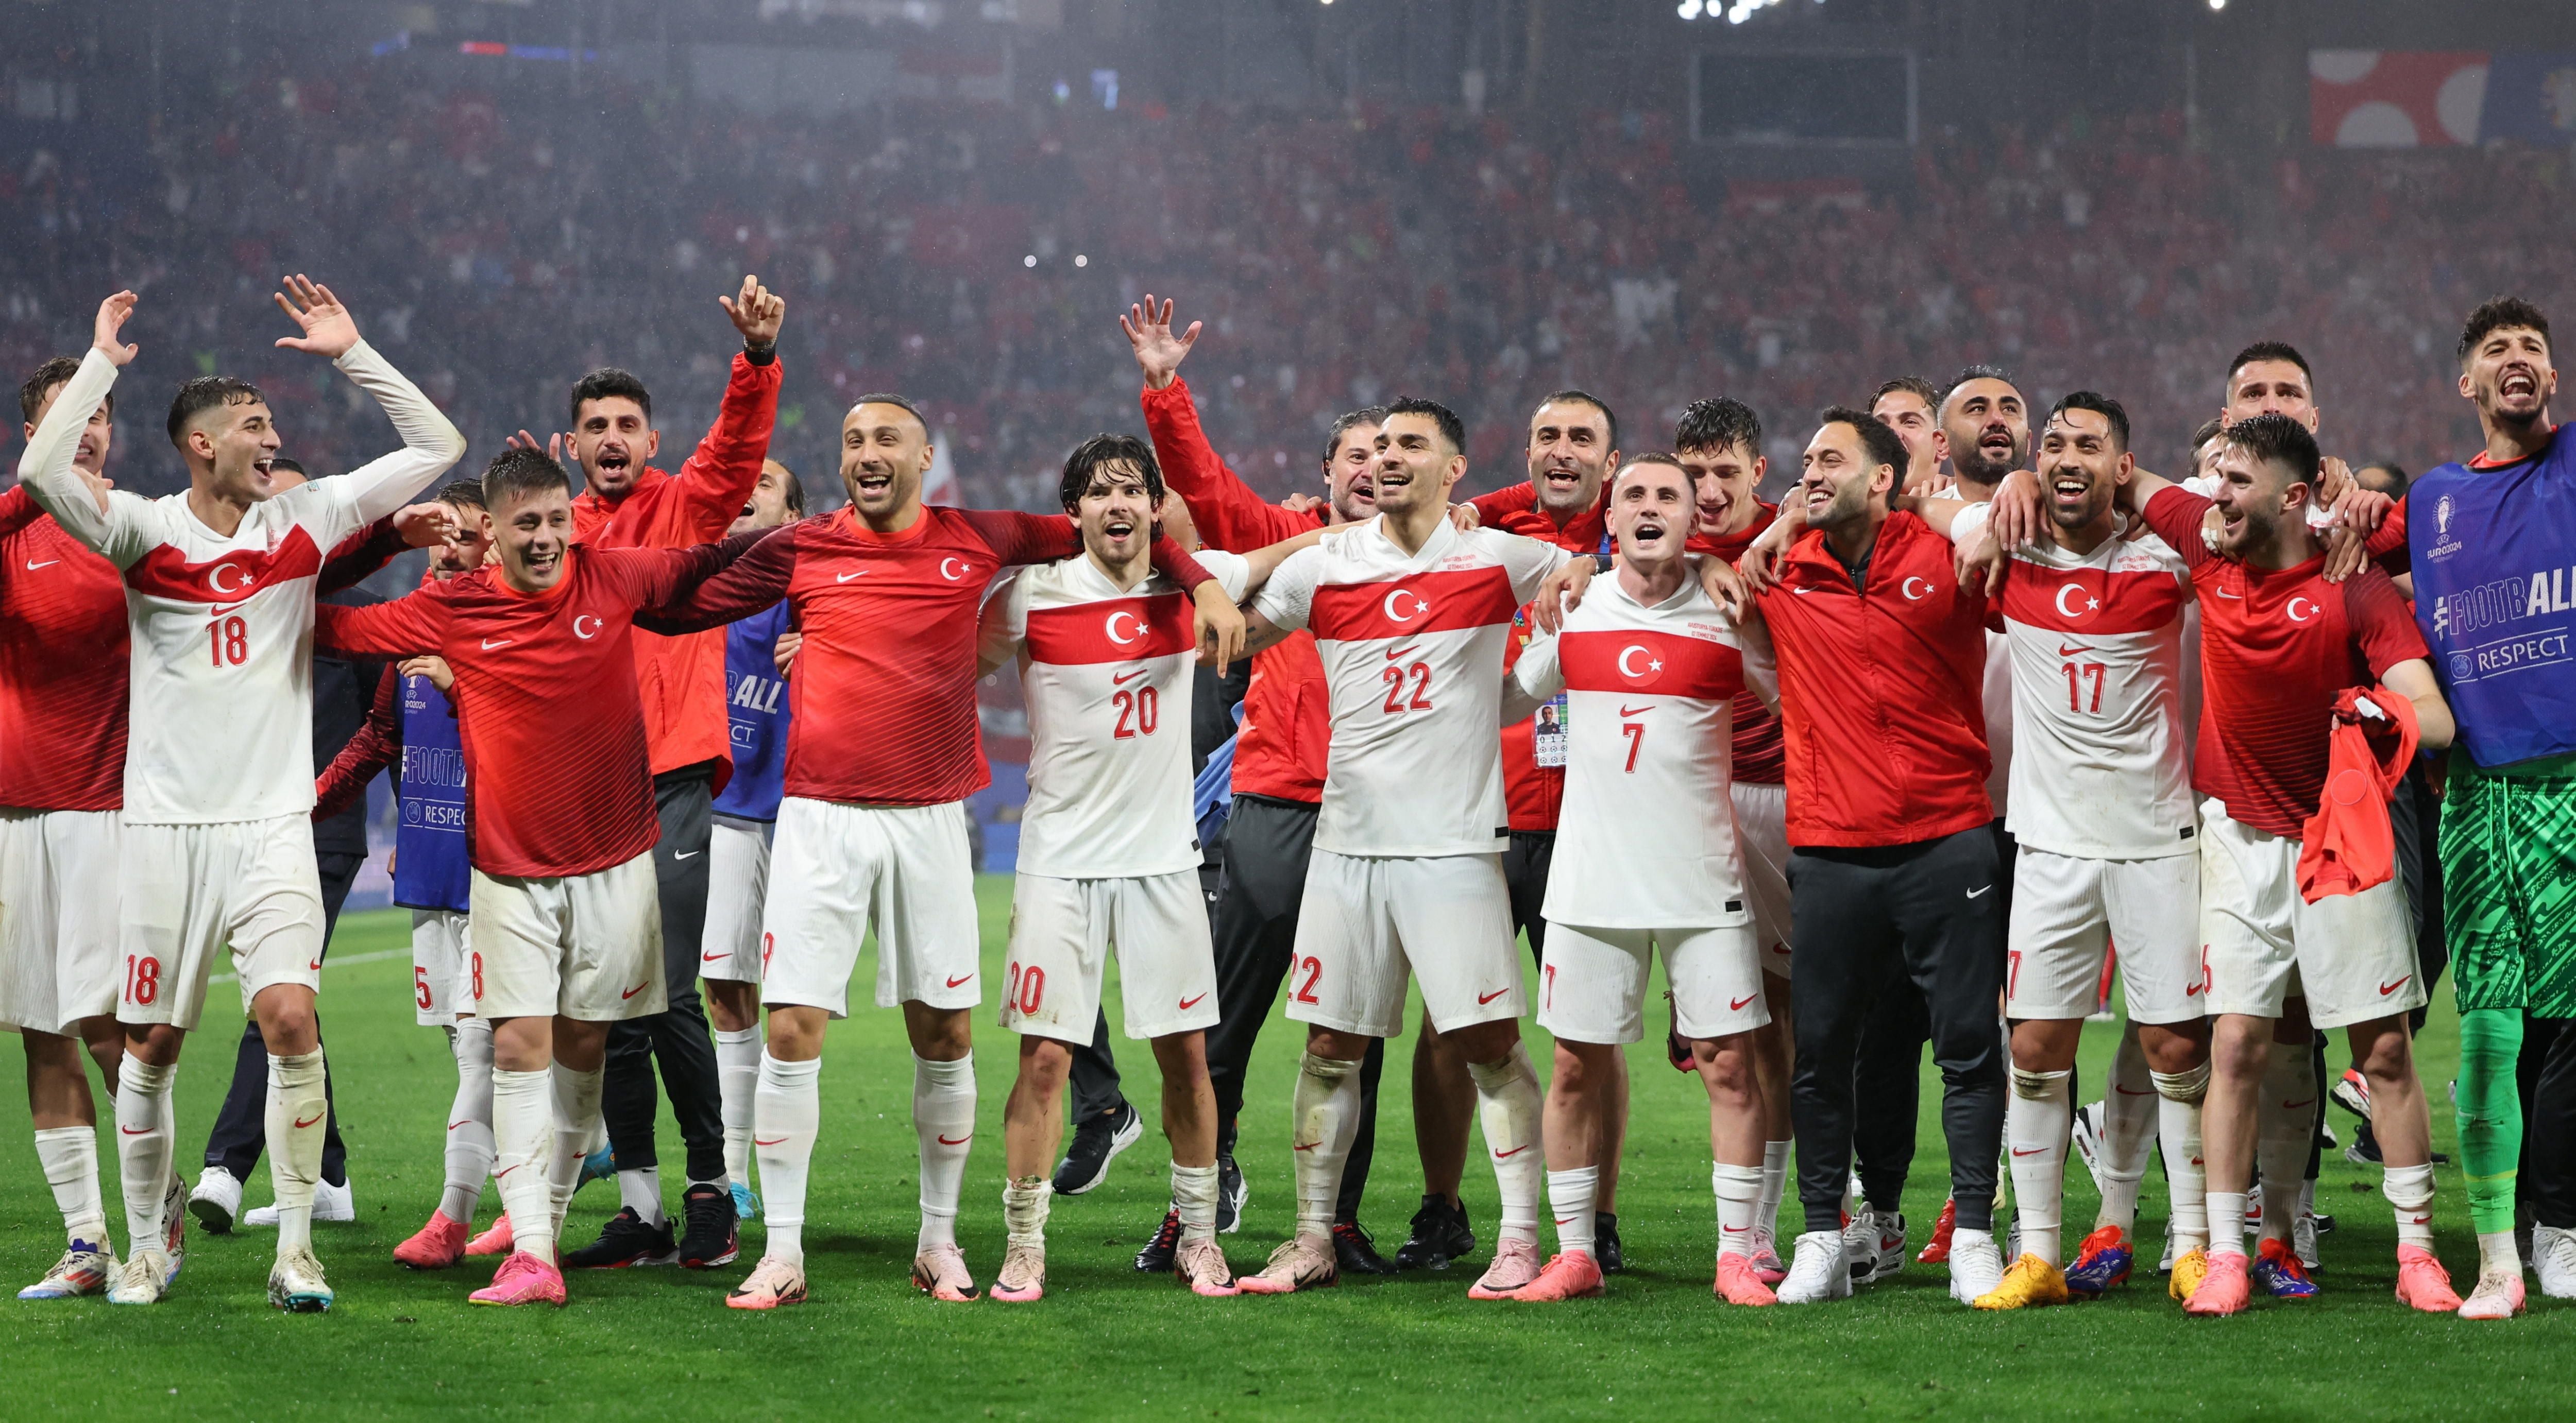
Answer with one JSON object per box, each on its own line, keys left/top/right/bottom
{"left": 1053, "top": 1101, "right": 1144, "bottom": 1196}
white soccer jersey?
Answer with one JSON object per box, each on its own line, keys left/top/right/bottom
{"left": 17, "top": 344, "right": 463, "bottom": 824}
{"left": 1955, "top": 504, "right": 2195, "bottom": 860}
{"left": 1509, "top": 575, "right": 1778, "bottom": 928}
{"left": 981, "top": 550, "right": 1250, "bottom": 878}
{"left": 1252, "top": 517, "right": 1570, "bottom": 858}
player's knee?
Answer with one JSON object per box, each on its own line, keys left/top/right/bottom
{"left": 1019, "top": 1036, "right": 1073, "bottom": 1087}
{"left": 1550, "top": 1040, "right": 1597, "bottom": 1092}
{"left": 1449, "top": 1018, "right": 1522, "bottom": 1067}
{"left": 905, "top": 1003, "right": 973, "bottom": 1061}
{"left": 2138, "top": 1022, "right": 2209, "bottom": 1077}
{"left": 1696, "top": 1037, "right": 1759, "bottom": 1105}
{"left": 2355, "top": 1026, "right": 2416, "bottom": 1088}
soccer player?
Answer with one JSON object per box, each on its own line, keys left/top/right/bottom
{"left": 1226, "top": 397, "right": 1571, "bottom": 1299}
{"left": 703, "top": 458, "right": 804, "bottom": 1220}
{"left": 310, "top": 447, "right": 766, "bottom": 1306}
{"left": 1918, "top": 394, "right": 2208, "bottom": 1308}
{"left": 18, "top": 283, "right": 465, "bottom": 1310}
{"left": 2045, "top": 414, "right": 2460, "bottom": 1315}
{"left": 1735, "top": 409, "right": 2009, "bottom": 1308}
{"left": 1501, "top": 455, "right": 1779, "bottom": 1304}
{"left": 530, "top": 276, "right": 784, "bottom": 1273}
{"left": 4, "top": 355, "right": 137, "bottom": 1299}
{"left": 633, "top": 392, "right": 1235, "bottom": 1310}
{"left": 977, "top": 434, "right": 1310, "bottom": 1301}
{"left": 2404, "top": 296, "right": 2576, "bottom": 1316}
{"left": 1871, "top": 376, "right": 1946, "bottom": 495}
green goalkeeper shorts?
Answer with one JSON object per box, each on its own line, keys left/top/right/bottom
{"left": 2443, "top": 759, "right": 2576, "bottom": 1017}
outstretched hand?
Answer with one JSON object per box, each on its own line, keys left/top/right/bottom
{"left": 721, "top": 273, "right": 786, "bottom": 348}
{"left": 507, "top": 428, "right": 577, "bottom": 468}
{"left": 1121, "top": 295, "right": 1201, "bottom": 391}
{"left": 392, "top": 503, "right": 456, "bottom": 549}
{"left": 273, "top": 275, "right": 361, "bottom": 359}
{"left": 1192, "top": 580, "right": 1246, "bottom": 675}
{"left": 93, "top": 290, "right": 140, "bottom": 367}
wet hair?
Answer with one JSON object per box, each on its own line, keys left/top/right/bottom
{"left": 1938, "top": 364, "right": 2019, "bottom": 412}
{"left": 1057, "top": 432, "right": 1166, "bottom": 511}
{"left": 2222, "top": 413, "right": 2321, "bottom": 487}
{"left": 165, "top": 375, "right": 266, "bottom": 448}
{"left": 1533, "top": 389, "right": 1618, "bottom": 453}
{"left": 2047, "top": 390, "right": 2130, "bottom": 453}
{"left": 437, "top": 478, "right": 487, "bottom": 511}
{"left": 1819, "top": 405, "right": 1908, "bottom": 502}
{"left": 2458, "top": 296, "right": 2552, "bottom": 367}
{"left": 1673, "top": 397, "right": 1762, "bottom": 460}
{"left": 483, "top": 445, "right": 572, "bottom": 507}
{"left": 19, "top": 355, "right": 112, "bottom": 424}
{"left": 1610, "top": 453, "right": 1690, "bottom": 500}
{"left": 568, "top": 367, "right": 653, "bottom": 428}
{"left": 1872, "top": 375, "right": 1941, "bottom": 412}
{"left": 850, "top": 391, "right": 931, "bottom": 437}
{"left": 2227, "top": 340, "right": 2313, "bottom": 395}
{"left": 772, "top": 460, "right": 807, "bottom": 515}
{"left": 1383, "top": 396, "right": 1466, "bottom": 456}
{"left": 1320, "top": 405, "right": 1387, "bottom": 469}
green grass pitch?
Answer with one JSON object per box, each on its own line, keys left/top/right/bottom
{"left": 0, "top": 877, "right": 2567, "bottom": 1419}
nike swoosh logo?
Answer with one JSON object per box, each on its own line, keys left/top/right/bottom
{"left": 2010, "top": 1146, "right": 2046, "bottom": 1157}
{"left": 621, "top": 981, "right": 650, "bottom": 999}
{"left": 1619, "top": 704, "right": 1654, "bottom": 717}
{"left": 754, "top": 1137, "right": 788, "bottom": 1147}
{"left": 481, "top": 638, "right": 512, "bottom": 650}
{"left": 937, "top": 1134, "right": 972, "bottom": 1146}
{"left": 1477, "top": 987, "right": 1509, "bottom": 1004}
{"left": 837, "top": 571, "right": 867, "bottom": 582}
{"left": 945, "top": 974, "right": 974, "bottom": 988}
{"left": 1730, "top": 994, "right": 1758, "bottom": 1011}
{"left": 2184, "top": 982, "right": 2206, "bottom": 996}
{"left": 2281, "top": 1098, "right": 2315, "bottom": 1109}
{"left": 1493, "top": 1144, "right": 1531, "bottom": 1158}
{"left": 2214, "top": 588, "right": 2242, "bottom": 599}
{"left": 495, "top": 1164, "right": 521, "bottom": 1179}
{"left": 307, "top": 958, "right": 322, "bottom": 971}
{"left": 2055, "top": 643, "right": 2093, "bottom": 658}
{"left": 120, "top": 1125, "right": 153, "bottom": 1136}
{"left": 1113, "top": 668, "right": 1149, "bottom": 685}
{"left": 294, "top": 1110, "right": 325, "bottom": 1129}
{"left": 2379, "top": 976, "right": 2411, "bottom": 996}
{"left": 1965, "top": 885, "right": 1993, "bottom": 899}
{"left": 1385, "top": 644, "right": 1420, "bottom": 661}
{"left": 1721, "top": 1225, "right": 1748, "bottom": 1233}
{"left": 211, "top": 601, "right": 248, "bottom": 615}
{"left": 448, "top": 1120, "right": 474, "bottom": 1130}
{"left": 674, "top": 850, "right": 700, "bottom": 860}
{"left": 1792, "top": 587, "right": 1815, "bottom": 595}
{"left": 1294, "top": 1141, "right": 1319, "bottom": 1152}
{"left": 702, "top": 952, "right": 727, "bottom": 963}
{"left": 2114, "top": 1086, "right": 2155, "bottom": 1096}
{"left": 1179, "top": 993, "right": 1207, "bottom": 1010}
{"left": 25, "top": 560, "right": 56, "bottom": 570}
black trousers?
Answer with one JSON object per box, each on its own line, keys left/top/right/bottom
{"left": 1503, "top": 830, "right": 1555, "bottom": 966}
{"left": 599, "top": 766, "right": 727, "bottom": 1187}
{"left": 1788, "top": 826, "right": 2009, "bottom": 1234}
{"left": 2518, "top": 1016, "right": 2576, "bottom": 1229}
{"left": 1061, "top": 862, "right": 1224, "bottom": 1120}
{"left": 204, "top": 851, "right": 363, "bottom": 1187}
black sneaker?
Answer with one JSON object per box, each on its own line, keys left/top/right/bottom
{"left": 562, "top": 1206, "right": 677, "bottom": 1269}
{"left": 1133, "top": 1208, "right": 1181, "bottom": 1273}
{"left": 675, "top": 1184, "right": 739, "bottom": 1268}
{"left": 1393, "top": 1194, "right": 1477, "bottom": 1271}
{"left": 1053, "top": 1101, "right": 1144, "bottom": 1195}
{"left": 1216, "top": 1154, "right": 1247, "bottom": 1235}
{"left": 1596, "top": 1211, "right": 1624, "bottom": 1273}
{"left": 1332, "top": 1219, "right": 1395, "bottom": 1275}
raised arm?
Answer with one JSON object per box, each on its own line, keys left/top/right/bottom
{"left": 610, "top": 525, "right": 786, "bottom": 611}
{"left": 666, "top": 276, "right": 787, "bottom": 538}
{"left": 18, "top": 295, "right": 146, "bottom": 561}
{"left": 634, "top": 523, "right": 798, "bottom": 635}
{"left": 314, "top": 585, "right": 452, "bottom": 660}
{"left": 314, "top": 665, "right": 402, "bottom": 821}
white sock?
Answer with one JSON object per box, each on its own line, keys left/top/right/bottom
{"left": 265, "top": 1050, "right": 327, "bottom": 1254}
{"left": 1289, "top": 1052, "right": 1364, "bottom": 1239}
{"left": 2006, "top": 1067, "right": 2071, "bottom": 1264}
{"left": 114, "top": 1057, "right": 175, "bottom": 1256}
{"left": 2256, "top": 1041, "right": 2313, "bottom": 1246}
{"left": 2479, "top": 1229, "right": 2521, "bottom": 1275}
{"left": 489, "top": 1068, "right": 558, "bottom": 1262}
{"left": 1756, "top": 1140, "right": 1791, "bottom": 1247}
{"left": 2153, "top": 1064, "right": 2210, "bottom": 1251}
{"left": 2384, "top": 1161, "right": 2437, "bottom": 1251}
{"left": 441, "top": 1019, "right": 495, "bottom": 1224}
{"left": 1003, "top": 1175, "right": 1052, "bottom": 1251}
{"left": 716, "top": 1026, "right": 761, "bottom": 1191}
{"left": 1172, "top": 1161, "right": 1220, "bottom": 1244}
{"left": 2096, "top": 1026, "right": 2156, "bottom": 1232}
{"left": 2208, "top": 1190, "right": 2249, "bottom": 1258}
{"left": 33, "top": 1125, "right": 108, "bottom": 1247}
{"left": 1714, "top": 1161, "right": 1765, "bottom": 1258}
{"left": 548, "top": 1063, "right": 606, "bottom": 1240}
{"left": 755, "top": 1054, "right": 820, "bottom": 1265}
{"left": 912, "top": 1053, "right": 975, "bottom": 1253}
{"left": 1548, "top": 1167, "right": 1599, "bottom": 1259}
{"left": 1466, "top": 1043, "right": 1545, "bottom": 1246}
{"left": 619, "top": 1165, "right": 665, "bottom": 1227}
{"left": 1954, "top": 1226, "right": 1996, "bottom": 1263}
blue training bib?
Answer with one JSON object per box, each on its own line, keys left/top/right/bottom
{"left": 2411, "top": 427, "right": 2576, "bottom": 769}
{"left": 394, "top": 672, "right": 471, "bottom": 913}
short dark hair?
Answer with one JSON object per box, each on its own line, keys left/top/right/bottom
{"left": 1057, "top": 433, "right": 1166, "bottom": 511}
{"left": 2227, "top": 340, "right": 2313, "bottom": 393}
{"left": 1610, "top": 453, "right": 1690, "bottom": 499}
{"left": 1939, "top": 364, "right": 2019, "bottom": 409}
{"left": 1819, "top": 405, "right": 1908, "bottom": 501}
{"left": 436, "top": 478, "right": 487, "bottom": 510}
{"left": 165, "top": 375, "right": 266, "bottom": 448}
{"left": 2458, "top": 296, "right": 2552, "bottom": 366}
{"left": 2047, "top": 391, "right": 2130, "bottom": 453}
{"left": 568, "top": 368, "right": 653, "bottom": 428}
{"left": 19, "top": 356, "right": 111, "bottom": 424}
{"left": 2189, "top": 416, "right": 2226, "bottom": 453}
{"left": 269, "top": 457, "right": 306, "bottom": 478}
{"left": 772, "top": 461, "right": 807, "bottom": 516}
{"left": 2355, "top": 461, "right": 2410, "bottom": 498}
{"left": 2222, "top": 413, "right": 2321, "bottom": 487}
{"left": 1320, "top": 406, "right": 1387, "bottom": 469}
{"left": 1872, "top": 375, "right": 1941, "bottom": 410}
{"left": 851, "top": 392, "right": 931, "bottom": 437}
{"left": 1534, "top": 389, "right": 1618, "bottom": 452}
{"left": 483, "top": 446, "right": 572, "bottom": 507}
{"left": 1383, "top": 397, "right": 1466, "bottom": 456}
{"left": 1673, "top": 397, "right": 1762, "bottom": 459}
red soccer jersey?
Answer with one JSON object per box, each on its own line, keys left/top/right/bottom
{"left": 1755, "top": 509, "right": 1993, "bottom": 848}
{"left": 1689, "top": 503, "right": 1787, "bottom": 786}
{"left": 656, "top": 505, "right": 1211, "bottom": 808}
{"left": 315, "top": 542, "right": 733, "bottom": 878}
{"left": 0, "top": 486, "right": 128, "bottom": 811}
{"left": 2140, "top": 485, "right": 2431, "bottom": 837}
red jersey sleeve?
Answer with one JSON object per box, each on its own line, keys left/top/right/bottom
{"left": 317, "top": 514, "right": 409, "bottom": 594}
{"left": 2139, "top": 485, "right": 2219, "bottom": 571}
{"left": 641, "top": 519, "right": 799, "bottom": 632}
{"left": 2367, "top": 495, "right": 2410, "bottom": 574}
{"left": 668, "top": 350, "right": 785, "bottom": 541}
{"left": 958, "top": 509, "right": 1082, "bottom": 567}
{"left": 605, "top": 527, "right": 780, "bottom": 611}
{"left": 315, "top": 584, "right": 454, "bottom": 658}
{"left": 1139, "top": 378, "right": 1320, "bottom": 551}
{"left": 0, "top": 486, "right": 45, "bottom": 538}
{"left": 2342, "top": 567, "right": 2432, "bottom": 676}
{"left": 314, "top": 665, "right": 401, "bottom": 821}
{"left": 1469, "top": 482, "right": 1540, "bottom": 525}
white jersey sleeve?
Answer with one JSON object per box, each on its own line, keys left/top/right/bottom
{"left": 1486, "top": 529, "right": 1576, "bottom": 605}
{"left": 1502, "top": 630, "right": 1565, "bottom": 726}
{"left": 300, "top": 340, "right": 468, "bottom": 547}
{"left": 976, "top": 568, "right": 1033, "bottom": 670}
{"left": 15, "top": 349, "right": 156, "bottom": 567}
{"left": 1250, "top": 543, "right": 1320, "bottom": 632}
{"left": 1734, "top": 607, "right": 1781, "bottom": 712}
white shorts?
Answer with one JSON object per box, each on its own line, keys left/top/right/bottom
{"left": 410, "top": 908, "right": 471, "bottom": 1025}
{"left": 1287, "top": 850, "right": 1521, "bottom": 1039}
{"left": 2198, "top": 801, "right": 2425, "bottom": 1031}
{"left": 469, "top": 851, "right": 665, "bottom": 1022}
{"left": 0, "top": 808, "right": 121, "bottom": 1034}
{"left": 761, "top": 797, "right": 979, "bottom": 1018}
{"left": 1538, "top": 923, "right": 1768, "bottom": 1045}
{"left": 119, "top": 815, "right": 325, "bottom": 1033}
{"left": 701, "top": 816, "right": 773, "bottom": 986}
{"left": 2006, "top": 848, "right": 2205, "bottom": 1025}
{"left": 1731, "top": 781, "right": 1793, "bottom": 979}
{"left": 1002, "top": 870, "right": 1219, "bottom": 1044}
